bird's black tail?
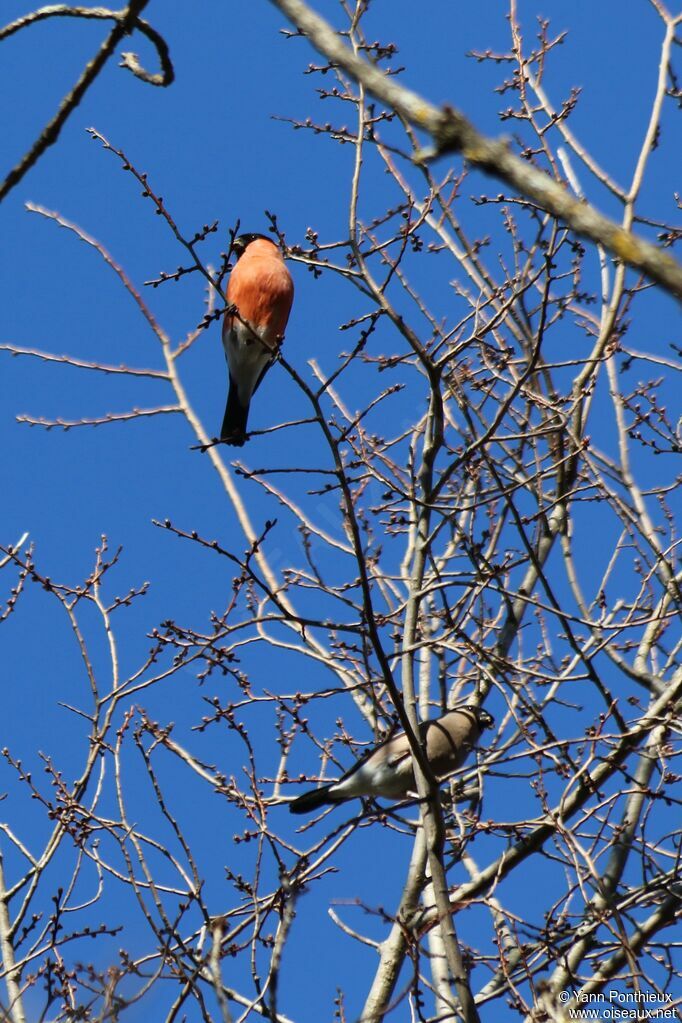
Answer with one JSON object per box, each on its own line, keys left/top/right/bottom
{"left": 221, "top": 380, "right": 249, "bottom": 446}
{"left": 289, "top": 783, "right": 338, "bottom": 815}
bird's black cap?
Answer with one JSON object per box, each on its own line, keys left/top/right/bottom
{"left": 461, "top": 705, "right": 495, "bottom": 729}
{"left": 232, "top": 232, "right": 276, "bottom": 257}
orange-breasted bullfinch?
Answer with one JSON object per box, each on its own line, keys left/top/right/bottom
{"left": 289, "top": 705, "right": 494, "bottom": 814}
{"left": 221, "top": 233, "right": 294, "bottom": 445}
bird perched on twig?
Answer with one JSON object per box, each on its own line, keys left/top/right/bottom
{"left": 289, "top": 705, "right": 494, "bottom": 815}
{"left": 221, "top": 233, "right": 294, "bottom": 446}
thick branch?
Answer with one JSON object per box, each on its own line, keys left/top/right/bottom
{"left": 267, "top": 0, "right": 682, "bottom": 300}
{"left": 0, "top": 854, "right": 26, "bottom": 1023}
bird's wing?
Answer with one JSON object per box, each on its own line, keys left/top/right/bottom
{"left": 331, "top": 721, "right": 402, "bottom": 783}
{"left": 424, "top": 710, "right": 477, "bottom": 777}
{"left": 383, "top": 731, "right": 413, "bottom": 770}
{"left": 251, "top": 352, "right": 278, "bottom": 397}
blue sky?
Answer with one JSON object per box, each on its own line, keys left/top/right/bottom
{"left": 1, "top": 2, "right": 680, "bottom": 1021}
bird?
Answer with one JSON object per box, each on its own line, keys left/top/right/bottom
{"left": 289, "top": 705, "right": 494, "bottom": 815}
{"left": 220, "top": 232, "right": 294, "bottom": 445}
